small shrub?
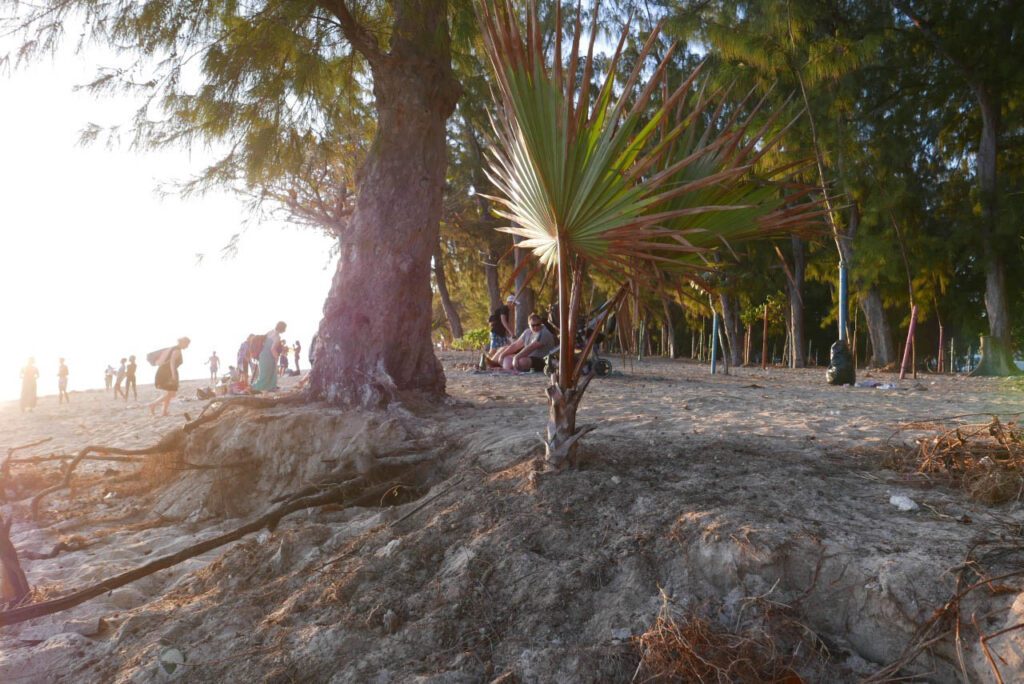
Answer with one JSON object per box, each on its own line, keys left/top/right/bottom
{"left": 450, "top": 328, "right": 490, "bottom": 351}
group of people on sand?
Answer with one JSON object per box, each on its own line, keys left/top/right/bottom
{"left": 479, "top": 295, "right": 559, "bottom": 372}
{"left": 16, "top": 323, "right": 305, "bottom": 418}
{"left": 228, "top": 321, "right": 296, "bottom": 395}
{"left": 103, "top": 357, "right": 139, "bottom": 401}
{"left": 19, "top": 357, "right": 71, "bottom": 412}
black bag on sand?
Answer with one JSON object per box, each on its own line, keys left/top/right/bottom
{"left": 826, "top": 339, "right": 855, "bottom": 386}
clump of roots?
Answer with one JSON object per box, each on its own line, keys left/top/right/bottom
{"left": 911, "top": 416, "right": 1024, "bottom": 504}
{"left": 632, "top": 599, "right": 805, "bottom": 683}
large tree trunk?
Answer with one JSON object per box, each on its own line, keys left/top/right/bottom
{"left": 309, "top": 0, "right": 460, "bottom": 406}
{"left": 859, "top": 286, "right": 896, "bottom": 367}
{"left": 787, "top": 237, "right": 806, "bottom": 368}
{"left": 718, "top": 293, "right": 743, "bottom": 367}
{"left": 972, "top": 86, "right": 1017, "bottom": 375}
{"left": 433, "top": 241, "right": 463, "bottom": 339}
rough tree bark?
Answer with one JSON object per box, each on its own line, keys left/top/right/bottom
{"left": 972, "top": 88, "right": 1016, "bottom": 375}
{"left": 859, "top": 286, "right": 896, "bottom": 368}
{"left": 433, "top": 241, "right": 464, "bottom": 339}
{"left": 309, "top": 0, "right": 461, "bottom": 406}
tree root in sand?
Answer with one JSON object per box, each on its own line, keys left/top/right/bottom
{"left": 892, "top": 414, "right": 1024, "bottom": 504}
{"left": 0, "top": 466, "right": 425, "bottom": 627}
{"left": 866, "top": 516, "right": 1024, "bottom": 683}
{"left": 27, "top": 393, "right": 306, "bottom": 520}
{"left": 632, "top": 591, "right": 811, "bottom": 683}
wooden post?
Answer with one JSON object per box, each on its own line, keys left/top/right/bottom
{"left": 899, "top": 304, "right": 918, "bottom": 380}
{"left": 710, "top": 310, "right": 719, "bottom": 375}
{"left": 937, "top": 324, "right": 945, "bottom": 374}
{"left": 761, "top": 304, "right": 769, "bottom": 370}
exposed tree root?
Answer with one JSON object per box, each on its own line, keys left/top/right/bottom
{"left": 28, "top": 393, "right": 308, "bottom": 520}
{"left": 1, "top": 438, "right": 53, "bottom": 501}
{"left": 0, "top": 468, "right": 422, "bottom": 627}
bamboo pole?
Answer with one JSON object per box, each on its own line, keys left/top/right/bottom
{"left": 899, "top": 304, "right": 918, "bottom": 380}
{"left": 710, "top": 310, "right": 719, "bottom": 375}
{"left": 761, "top": 304, "right": 769, "bottom": 370}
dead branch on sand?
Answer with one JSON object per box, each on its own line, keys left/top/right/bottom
{"left": 631, "top": 592, "right": 805, "bottom": 683}
{"left": 28, "top": 394, "right": 305, "bottom": 520}
{"left": 0, "top": 466, "right": 423, "bottom": 627}
{"left": 1, "top": 438, "right": 54, "bottom": 500}
{"left": 895, "top": 415, "right": 1024, "bottom": 504}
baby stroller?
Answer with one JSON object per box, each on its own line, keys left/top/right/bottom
{"left": 543, "top": 302, "right": 614, "bottom": 377}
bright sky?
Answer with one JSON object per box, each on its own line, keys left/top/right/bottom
{"left": 0, "top": 39, "right": 338, "bottom": 402}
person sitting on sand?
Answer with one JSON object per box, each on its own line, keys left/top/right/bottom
{"left": 490, "top": 314, "right": 556, "bottom": 372}
{"left": 113, "top": 358, "right": 127, "bottom": 399}
{"left": 57, "top": 358, "right": 70, "bottom": 404}
{"left": 20, "top": 357, "right": 39, "bottom": 413}
{"left": 148, "top": 337, "right": 190, "bottom": 417}
{"left": 252, "top": 322, "right": 286, "bottom": 392}
{"left": 124, "top": 355, "right": 137, "bottom": 401}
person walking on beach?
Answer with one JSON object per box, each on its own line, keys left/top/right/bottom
{"left": 125, "top": 355, "right": 137, "bottom": 401}
{"left": 20, "top": 358, "right": 39, "bottom": 413}
{"left": 57, "top": 358, "right": 70, "bottom": 404}
{"left": 113, "top": 358, "right": 127, "bottom": 399}
{"left": 293, "top": 339, "right": 302, "bottom": 373}
{"left": 252, "top": 322, "right": 286, "bottom": 392}
{"left": 207, "top": 351, "right": 220, "bottom": 383}
{"left": 104, "top": 365, "right": 115, "bottom": 391}
{"left": 148, "top": 337, "right": 190, "bottom": 417}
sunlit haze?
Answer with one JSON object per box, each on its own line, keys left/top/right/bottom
{"left": 0, "top": 39, "right": 337, "bottom": 402}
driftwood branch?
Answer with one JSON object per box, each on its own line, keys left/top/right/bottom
{"left": 0, "top": 470, "right": 417, "bottom": 627}
{"left": 1, "top": 438, "right": 54, "bottom": 500}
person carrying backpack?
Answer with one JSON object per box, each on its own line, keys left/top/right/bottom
{"left": 147, "top": 337, "right": 190, "bottom": 417}
{"left": 252, "top": 322, "right": 286, "bottom": 392}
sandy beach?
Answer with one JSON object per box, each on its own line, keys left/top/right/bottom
{"left": 0, "top": 355, "right": 1022, "bottom": 681}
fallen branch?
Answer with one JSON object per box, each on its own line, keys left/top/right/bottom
{"left": 0, "top": 470, "right": 414, "bottom": 627}
{"left": 1, "top": 438, "right": 54, "bottom": 500}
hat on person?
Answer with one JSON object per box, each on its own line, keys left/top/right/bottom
{"left": 506, "top": 295, "right": 516, "bottom": 303}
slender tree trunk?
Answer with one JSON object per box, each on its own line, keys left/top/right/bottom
{"left": 309, "top": 0, "right": 460, "bottom": 406}
{"left": 787, "top": 237, "right": 806, "bottom": 368}
{"left": 859, "top": 286, "right": 896, "bottom": 367}
{"left": 484, "top": 248, "right": 502, "bottom": 313}
{"left": 661, "top": 298, "right": 677, "bottom": 359}
{"left": 433, "top": 241, "right": 463, "bottom": 339}
{"left": 718, "top": 293, "right": 743, "bottom": 367}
